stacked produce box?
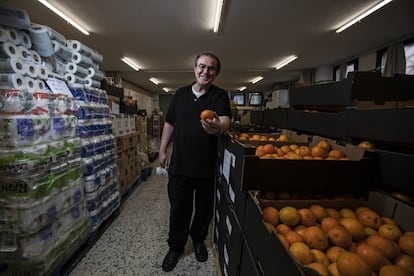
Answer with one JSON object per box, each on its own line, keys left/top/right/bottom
{"left": 214, "top": 73, "right": 414, "bottom": 276}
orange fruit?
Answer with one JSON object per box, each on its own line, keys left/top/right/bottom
{"left": 355, "top": 243, "right": 390, "bottom": 272}
{"left": 309, "top": 204, "right": 328, "bottom": 222}
{"left": 255, "top": 148, "right": 266, "bottom": 157}
{"left": 399, "top": 234, "right": 414, "bottom": 257}
{"left": 379, "top": 264, "right": 412, "bottom": 276}
{"left": 328, "top": 262, "right": 340, "bottom": 276}
{"left": 279, "top": 206, "right": 300, "bottom": 227}
{"left": 328, "top": 149, "right": 345, "bottom": 159}
{"left": 298, "top": 208, "right": 317, "bottom": 227}
{"left": 305, "top": 262, "right": 329, "bottom": 276}
{"left": 310, "top": 249, "right": 330, "bottom": 268}
{"left": 355, "top": 206, "right": 372, "bottom": 216}
{"left": 336, "top": 251, "right": 373, "bottom": 276}
{"left": 285, "top": 230, "right": 304, "bottom": 245}
{"left": 382, "top": 217, "right": 398, "bottom": 226}
{"left": 326, "top": 246, "right": 346, "bottom": 263}
{"left": 339, "top": 208, "right": 357, "bottom": 219}
{"left": 321, "top": 216, "right": 340, "bottom": 232}
{"left": 289, "top": 242, "right": 313, "bottom": 265}
{"left": 303, "top": 226, "right": 329, "bottom": 250}
{"left": 326, "top": 208, "right": 342, "bottom": 220}
{"left": 379, "top": 224, "right": 402, "bottom": 241}
{"left": 263, "top": 222, "right": 276, "bottom": 234}
{"left": 328, "top": 225, "right": 352, "bottom": 248}
{"left": 339, "top": 217, "right": 366, "bottom": 241}
{"left": 311, "top": 146, "right": 328, "bottom": 158}
{"left": 276, "top": 224, "right": 292, "bottom": 235}
{"left": 394, "top": 254, "right": 414, "bottom": 274}
{"left": 358, "top": 210, "right": 382, "bottom": 229}
{"left": 263, "top": 144, "right": 275, "bottom": 154}
{"left": 200, "top": 109, "right": 214, "bottom": 120}
{"left": 366, "top": 234, "right": 399, "bottom": 260}
{"left": 277, "top": 134, "right": 288, "bottom": 141}
{"left": 277, "top": 233, "right": 289, "bottom": 249}
{"left": 317, "top": 140, "right": 332, "bottom": 152}
{"left": 262, "top": 206, "right": 279, "bottom": 226}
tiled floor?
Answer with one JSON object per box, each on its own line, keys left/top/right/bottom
{"left": 69, "top": 170, "right": 218, "bottom": 276}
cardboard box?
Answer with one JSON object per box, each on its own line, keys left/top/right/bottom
{"left": 287, "top": 109, "right": 346, "bottom": 140}
{"left": 219, "top": 134, "right": 374, "bottom": 193}
{"left": 343, "top": 108, "right": 414, "bottom": 145}
{"left": 243, "top": 190, "right": 414, "bottom": 276}
{"left": 263, "top": 108, "right": 289, "bottom": 129}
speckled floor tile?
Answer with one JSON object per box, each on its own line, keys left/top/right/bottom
{"left": 69, "top": 171, "right": 218, "bottom": 276}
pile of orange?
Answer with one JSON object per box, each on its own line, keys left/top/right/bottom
{"left": 261, "top": 204, "right": 414, "bottom": 275}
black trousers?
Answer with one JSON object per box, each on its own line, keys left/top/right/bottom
{"left": 167, "top": 173, "right": 215, "bottom": 251}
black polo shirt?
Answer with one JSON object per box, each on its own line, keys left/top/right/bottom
{"left": 165, "top": 84, "right": 232, "bottom": 179}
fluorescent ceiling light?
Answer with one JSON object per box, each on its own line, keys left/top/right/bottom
{"left": 239, "top": 86, "right": 247, "bottom": 91}
{"left": 275, "top": 55, "right": 298, "bottom": 70}
{"left": 163, "top": 87, "right": 171, "bottom": 93}
{"left": 213, "top": 0, "right": 224, "bottom": 33}
{"left": 38, "top": 0, "right": 89, "bottom": 35}
{"left": 336, "top": 0, "right": 393, "bottom": 33}
{"left": 121, "top": 57, "right": 140, "bottom": 71}
{"left": 149, "top": 77, "right": 160, "bottom": 85}
{"left": 251, "top": 76, "right": 263, "bottom": 84}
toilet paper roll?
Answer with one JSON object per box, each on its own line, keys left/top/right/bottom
{"left": 28, "top": 24, "right": 54, "bottom": 57}
{"left": 52, "top": 40, "right": 73, "bottom": 61}
{"left": 0, "top": 73, "right": 26, "bottom": 90}
{"left": 83, "top": 78, "right": 101, "bottom": 88}
{"left": 71, "top": 52, "right": 95, "bottom": 68}
{"left": 64, "top": 73, "right": 85, "bottom": 84}
{"left": 29, "top": 50, "right": 41, "bottom": 64}
{"left": 0, "top": 42, "right": 18, "bottom": 58}
{"left": 0, "top": 26, "right": 8, "bottom": 43}
{"left": 90, "top": 51, "right": 103, "bottom": 64}
{"left": 35, "top": 79, "right": 46, "bottom": 91}
{"left": 24, "top": 62, "right": 38, "bottom": 79}
{"left": 65, "top": 62, "right": 89, "bottom": 78}
{"left": 18, "top": 30, "right": 32, "bottom": 49}
{"left": 17, "top": 45, "right": 31, "bottom": 61}
{"left": 47, "top": 27, "right": 66, "bottom": 46}
{"left": 24, "top": 76, "right": 36, "bottom": 92}
{"left": 0, "top": 58, "right": 25, "bottom": 74}
{"left": 36, "top": 64, "right": 48, "bottom": 80}
{"left": 87, "top": 67, "right": 105, "bottom": 81}
{"left": 5, "top": 28, "right": 20, "bottom": 45}
{"left": 67, "top": 40, "right": 93, "bottom": 57}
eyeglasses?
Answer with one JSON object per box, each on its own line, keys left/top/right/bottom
{"left": 197, "top": 63, "right": 217, "bottom": 73}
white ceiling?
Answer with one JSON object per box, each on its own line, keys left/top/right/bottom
{"left": 3, "top": 0, "right": 414, "bottom": 94}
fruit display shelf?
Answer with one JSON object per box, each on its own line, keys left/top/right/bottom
{"left": 242, "top": 190, "right": 414, "bottom": 276}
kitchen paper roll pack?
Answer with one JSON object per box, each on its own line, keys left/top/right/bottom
{"left": 0, "top": 58, "right": 25, "bottom": 75}
{"left": 0, "top": 42, "right": 18, "bottom": 58}
{"left": 52, "top": 40, "right": 73, "bottom": 62}
{"left": 28, "top": 24, "right": 54, "bottom": 57}
{"left": 87, "top": 67, "right": 105, "bottom": 81}
{"left": 71, "top": 52, "right": 96, "bottom": 69}
{"left": 0, "top": 74, "right": 26, "bottom": 90}
{"left": 65, "top": 63, "right": 89, "bottom": 78}
{"left": 0, "top": 88, "right": 28, "bottom": 113}
{"left": 67, "top": 40, "right": 103, "bottom": 64}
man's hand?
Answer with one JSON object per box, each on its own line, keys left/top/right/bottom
{"left": 200, "top": 111, "right": 222, "bottom": 135}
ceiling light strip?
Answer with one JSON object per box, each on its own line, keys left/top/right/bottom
{"left": 213, "top": 0, "right": 224, "bottom": 33}
{"left": 336, "top": 0, "right": 393, "bottom": 33}
{"left": 251, "top": 76, "right": 263, "bottom": 84}
{"left": 275, "top": 55, "right": 298, "bottom": 70}
{"left": 38, "top": 0, "right": 89, "bottom": 35}
{"left": 121, "top": 57, "right": 140, "bottom": 71}
{"left": 239, "top": 86, "right": 247, "bottom": 91}
{"left": 149, "top": 77, "right": 160, "bottom": 85}
{"left": 163, "top": 87, "right": 171, "bottom": 93}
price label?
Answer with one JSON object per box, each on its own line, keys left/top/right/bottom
{"left": 46, "top": 78, "right": 71, "bottom": 95}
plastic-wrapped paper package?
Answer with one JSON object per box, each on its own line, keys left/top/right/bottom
{"left": 0, "top": 177, "right": 83, "bottom": 234}
{"left": 0, "top": 88, "right": 29, "bottom": 113}
{"left": 0, "top": 200, "right": 88, "bottom": 261}
{"left": 0, "top": 111, "right": 51, "bottom": 147}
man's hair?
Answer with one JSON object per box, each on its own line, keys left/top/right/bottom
{"left": 194, "top": 51, "right": 221, "bottom": 75}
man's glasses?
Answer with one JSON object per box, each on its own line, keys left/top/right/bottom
{"left": 197, "top": 63, "right": 217, "bottom": 73}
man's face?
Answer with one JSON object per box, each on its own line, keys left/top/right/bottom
{"left": 194, "top": 55, "right": 218, "bottom": 87}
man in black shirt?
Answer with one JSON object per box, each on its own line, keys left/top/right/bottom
{"left": 159, "top": 51, "right": 232, "bottom": 272}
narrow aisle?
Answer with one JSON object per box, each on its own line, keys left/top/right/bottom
{"left": 69, "top": 169, "right": 217, "bottom": 276}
